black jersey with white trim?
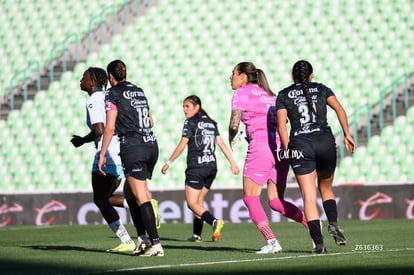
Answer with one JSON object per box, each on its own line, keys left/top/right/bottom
{"left": 105, "top": 81, "right": 156, "bottom": 144}
{"left": 182, "top": 113, "right": 219, "bottom": 168}
{"left": 276, "top": 82, "right": 335, "bottom": 137}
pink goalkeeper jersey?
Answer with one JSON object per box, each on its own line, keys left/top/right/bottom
{"left": 231, "top": 83, "right": 277, "bottom": 142}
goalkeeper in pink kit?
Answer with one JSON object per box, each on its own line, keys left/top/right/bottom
{"left": 228, "top": 61, "right": 308, "bottom": 254}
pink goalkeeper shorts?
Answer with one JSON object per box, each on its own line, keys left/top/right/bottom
{"left": 243, "top": 140, "right": 289, "bottom": 187}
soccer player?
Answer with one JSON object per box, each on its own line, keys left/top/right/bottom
{"left": 276, "top": 60, "right": 355, "bottom": 253}
{"left": 71, "top": 67, "right": 135, "bottom": 253}
{"left": 161, "top": 95, "right": 240, "bottom": 242}
{"left": 228, "top": 62, "right": 308, "bottom": 254}
{"left": 98, "top": 60, "right": 163, "bottom": 256}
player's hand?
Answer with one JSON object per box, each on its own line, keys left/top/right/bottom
{"left": 161, "top": 163, "right": 169, "bottom": 175}
{"left": 70, "top": 135, "right": 85, "bottom": 147}
{"left": 344, "top": 134, "right": 355, "bottom": 153}
{"left": 231, "top": 163, "right": 240, "bottom": 175}
{"left": 98, "top": 155, "right": 107, "bottom": 176}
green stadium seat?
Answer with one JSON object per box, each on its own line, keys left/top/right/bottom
{"left": 0, "top": 0, "right": 128, "bottom": 97}
{"left": 365, "top": 163, "right": 382, "bottom": 183}
{"left": 405, "top": 107, "right": 414, "bottom": 125}
{"left": 1, "top": 0, "right": 413, "bottom": 191}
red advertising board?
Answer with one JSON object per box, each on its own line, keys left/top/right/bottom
{"left": 1, "top": 184, "right": 413, "bottom": 227}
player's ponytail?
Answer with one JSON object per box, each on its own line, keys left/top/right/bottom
{"left": 107, "top": 60, "right": 127, "bottom": 81}
{"left": 292, "top": 60, "right": 315, "bottom": 115}
{"left": 237, "top": 62, "right": 275, "bottom": 96}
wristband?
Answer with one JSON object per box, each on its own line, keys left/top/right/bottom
{"left": 166, "top": 160, "right": 172, "bottom": 166}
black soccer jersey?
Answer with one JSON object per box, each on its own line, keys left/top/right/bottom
{"left": 182, "top": 113, "right": 219, "bottom": 168}
{"left": 105, "top": 81, "right": 156, "bottom": 144}
{"left": 276, "top": 82, "right": 335, "bottom": 137}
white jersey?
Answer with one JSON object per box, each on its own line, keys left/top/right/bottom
{"left": 86, "top": 90, "right": 123, "bottom": 170}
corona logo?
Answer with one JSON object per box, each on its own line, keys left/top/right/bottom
{"left": 404, "top": 199, "right": 414, "bottom": 219}
{"left": 35, "top": 200, "right": 67, "bottom": 226}
{"left": 357, "top": 192, "right": 393, "bottom": 220}
{"left": 0, "top": 203, "right": 24, "bottom": 227}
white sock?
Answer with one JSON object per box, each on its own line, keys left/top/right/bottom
{"left": 267, "top": 238, "right": 277, "bottom": 245}
{"left": 109, "top": 220, "right": 133, "bottom": 245}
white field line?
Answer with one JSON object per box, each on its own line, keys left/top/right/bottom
{"left": 92, "top": 247, "right": 414, "bottom": 274}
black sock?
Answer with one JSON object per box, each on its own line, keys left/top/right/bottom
{"left": 323, "top": 199, "right": 338, "bottom": 225}
{"left": 201, "top": 211, "right": 215, "bottom": 226}
{"left": 139, "top": 201, "right": 160, "bottom": 244}
{"left": 307, "top": 220, "right": 324, "bottom": 246}
{"left": 193, "top": 217, "right": 204, "bottom": 236}
{"left": 127, "top": 198, "right": 146, "bottom": 236}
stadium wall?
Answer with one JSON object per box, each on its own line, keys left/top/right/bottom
{"left": 1, "top": 184, "right": 413, "bottom": 227}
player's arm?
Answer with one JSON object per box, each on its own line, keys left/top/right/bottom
{"left": 92, "top": 122, "right": 104, "bottom": 138}
{"left": 216, "top": 136, "right": 240, "bottom": 175}
{"left": 277, "top": 108, "right": 289, "bottom": 151}
{"left": 228, "top": 109, "right": 242, "bottom": 150}
{"left": 70, "top": 129, "right": 97, "bottom": 148}
{"left": 149, "top": 110, "right": 154, "bottom": 127}
{"left": 161, "top": 137, "right": 189, "bottom": 174}
{"left": 98, "top": 109, "right": 117, "bottom": 175}
{"left": 327, "top": 96, "right": 355, "bottom": 153}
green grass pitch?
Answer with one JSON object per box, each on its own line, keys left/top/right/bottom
{"left": 1, "top": 219, "right": 413, "bottom": 274}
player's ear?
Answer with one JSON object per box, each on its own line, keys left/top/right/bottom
{"left": 241, "top": 72, "right": 248, "bottom": 84}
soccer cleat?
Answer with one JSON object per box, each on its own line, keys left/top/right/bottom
{"left": 139, "top": 243, "right": 164, "bottom": 257}
{"left": 212, "top": 219, "right": 224, "bottom": 242}
{"left": 106, "top": 242, "right": 135, "bottom": 254}
{"left": 256, "top": 240, "right": 282, "bottom": 254}
{"left": 133, "top": 235, "right": 150, "bottom": 255}
{"left": 313, "top": 244, "right": 328, "bottom": 254}
{"left": 327, "top": 224, "right": 347, "bottom": 246}
{"left": 186, "top": 234, "right": 202, "bottom": 242}
{"left": 151, "top": 199, "right": 161, "bottom": 229}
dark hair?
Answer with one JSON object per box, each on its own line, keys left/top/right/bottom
{"left": 292, "top": 60, "right": 315, "bottom": 115}
{"left": 236, "top": 62, "right": 274, "bottom": 96}
{"left": 86, "top": 67, "right": 107, "bottom": 90}
{"left": 107, "top": 59, "right": 127, "bottom": 81}
{"left": 184, "top": 95, "right": 217, "bottom": 126}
